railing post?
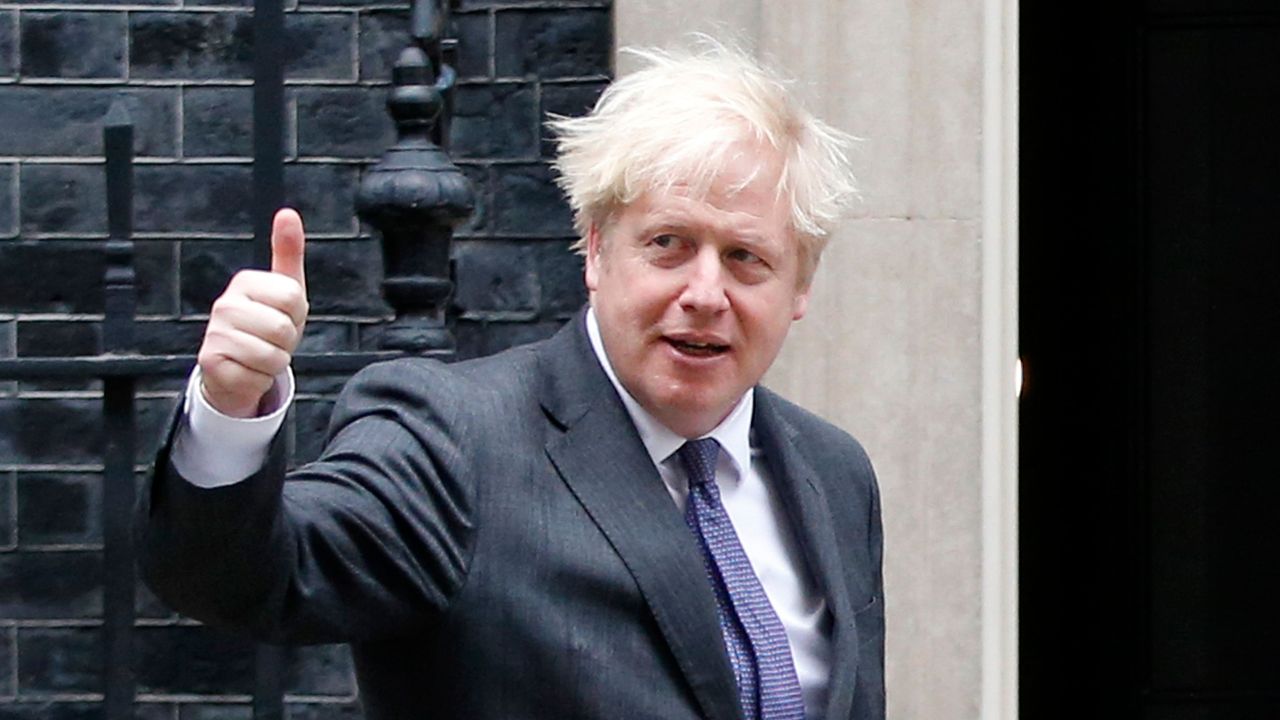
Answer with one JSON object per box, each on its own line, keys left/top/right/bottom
{"left": 357, "top": 0, "right": 474, "bottom": 354}
{"left": 252, "top": 0, "right": 289, "bottom": 709}
{"left": 101, "top": 98, "right": 138, "bottom": 720}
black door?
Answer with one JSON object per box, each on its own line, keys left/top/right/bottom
{"left": 1021, "top": 2, "right": 1280, "bottom": 718}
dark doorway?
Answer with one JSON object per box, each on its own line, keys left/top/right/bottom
{"left": 1020, "top": 2, "right": 1280, "bottom": 718}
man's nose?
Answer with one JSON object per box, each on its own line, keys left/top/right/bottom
{"left": 678, "top": 249, "right": 731, "bottom": 313}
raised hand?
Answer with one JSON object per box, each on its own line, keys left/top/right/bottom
{"left": 197, "top": 208, "right": 310, "bottom": 418}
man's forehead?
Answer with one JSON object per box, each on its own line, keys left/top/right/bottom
{"left": 634, "top": 193, "right": 778, "bottom": 232}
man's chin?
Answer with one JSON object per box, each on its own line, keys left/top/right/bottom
{"left": 647, "top": 391, "right": 739, "bottom": 436}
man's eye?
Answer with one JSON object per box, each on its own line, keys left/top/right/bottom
{"left": 651, "top": 234, "right": 678, "bottom": 248}
{"left": 728, "top": 248, "right": 763, "bottom": 264}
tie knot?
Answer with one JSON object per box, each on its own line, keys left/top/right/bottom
{"left": 677, "top": 438, "right": 720, "bottom": 487}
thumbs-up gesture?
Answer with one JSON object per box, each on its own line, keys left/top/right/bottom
{"left": 197, "top": 209, "right": 310, "bottom": 418}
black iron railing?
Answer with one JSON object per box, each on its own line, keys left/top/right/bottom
{"left": 0, "top": 0, "right": 469, "bottom": 717}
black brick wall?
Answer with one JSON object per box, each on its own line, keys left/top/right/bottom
{"left": 0, "top": 0, "right": 609, "bottom": 715}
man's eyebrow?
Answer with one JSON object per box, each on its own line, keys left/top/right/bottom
{"left": 641, "top": 209, "right": 773, "bottom": 244}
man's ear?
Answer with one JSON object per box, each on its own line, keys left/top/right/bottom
{"left": 584, "top": 224, "right": 602, "bottom": 293}
{"left": 792, "top": 286, "right": 811, "bottom": 321}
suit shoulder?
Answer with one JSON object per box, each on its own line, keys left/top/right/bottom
{"left": 345, "top": 342, "right": 539, "bottom": 397}
{"left": 335, "top": 343, "right": 543, "bottom": 430}
{"left": 757, "top": 386, "right": 875, "bottom": 474}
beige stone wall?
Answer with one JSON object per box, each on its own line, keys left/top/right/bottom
{"left": 616, "top": 2, "right": 1011, "bottom": 718}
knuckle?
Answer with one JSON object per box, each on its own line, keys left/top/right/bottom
{"left": 227, "top": 269, "right": 257, "bottom": 291}
{"left": 274, "top": 316, "right": 296, "bottom": 344}
{"left": 272, "top": 347, "right": 293, "bottom": 372}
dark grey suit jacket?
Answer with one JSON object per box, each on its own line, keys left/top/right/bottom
{"left": 138, "top": 312, "right": 885, "bottom": 720}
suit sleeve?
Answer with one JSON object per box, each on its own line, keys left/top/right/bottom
{"left": 136, "top": 359, "right": 479, "bottom": 645}
{"left": 854, "top": 446, "right": 887, "bottom": 719}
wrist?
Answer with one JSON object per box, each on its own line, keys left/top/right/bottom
{"left": 199, "top": 382, "right": 263, "bottom": 419}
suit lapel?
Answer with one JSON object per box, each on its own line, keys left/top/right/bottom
{"left": 539, "top": 314, "right": 744, "bottom": 720}
{"left": 753, "top": 390, "right": 860, "bottom": 720}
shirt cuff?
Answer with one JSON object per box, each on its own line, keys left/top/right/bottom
{"left": 170, "top": 365, "right": 295, "bottom": 488}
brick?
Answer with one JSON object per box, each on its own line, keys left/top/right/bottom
{"left": 11, "top": 0, "right": 174, "bottom": 6}
{"left": 130, "top": 13, "right": 254, "bottom": 81}
{"left": 283, "top": 13, "right": 355, "bottom": 81}
{"left": 0, "top": 627, "right": 13, "bottom": 695}
{"left": 0, "top": 243, "right": 97, "bottom": 313}
{"left": 134, "top": 320, "right": 206, "bottom": 355}
{"left": 493, "top": 163, "right": 573, "bottom": 237}
{"left": 0, "top": 472, "right": 13, "bottom": 547}
{"left": 0, "top": 11, "right": 15, "bottom": 78}
{"left": 21, "top": 12, "right": 126, "bottom": 80}
{"left": 359, "top": 10, "right": 490, "bottom": 83}
{"left": 140, "top": 398, "right": 181, "bottom": 461}
{"left": 0, "top": 398, "right": 102, "bottom": 465}
{"left": 20, "top": 164, "right": 107, "bottom": 235}
{"left": 540, "top": 80, "right": 608, "bottom": 157}
{"left": 283, "top": 702, "right": 364, "bottom": 720}
{"left": 136, "top": 240, "right": 182, "bottom": 316}
{"left": 305, "top": 239, "right": 390, "bottom": 317}
{"left": 450, "top": 11, "right": 493, "bottom": 81}
{"left": 183, "top": 87, "right": 253, "bottom": 158}
{"left": 185, "top": 0, "right": 251, "bottom": 8}
{"left": 294, "top": 87, "right": 392, "bottom": 159}
{"left": 292, "top": 398, "right": 332, "bottom": 464}
{"left": 135, "top": 164, "right": 253, "bottom": 234}
{"left": 0, "top": 322, "right": 13, "bottom": 395}
{"left": 284, "top": 164, "right": 359, "bottom": 235}
{"left": 0, "top": 551, "right": 102, "bottom": 619}
{"left": 137, "top": 705, "right": 177, "bottom": 720}
{"left": 0, "top": 702, "right": 104, "bottom": 720}
{"left": 453, "top": 240, "right": 537, "bottom": 314}
{"left": 0, "top": 396, "right": 171, "bottom": 465}
{"left": 135, "top": 624, "right": 255, "bottom": 695}
{"left": 450, "top": 83, "right": 538, "bottom": 160}
{"left": 179, "top": 240, "right": 253, "bottom": 314}
{"left": 296, "top": 322, "right": 353, "bottom": 354}
{"left": 17, "top": 473, "right": 100, "bottom": 546}
{"left": 286, "top": 642, "right": 354, "bottom": 695}
{"left": 494, "top": 8, "right": 611, "bottom": 80}
{"left": 112, "top": 317, "right": 196, "bottom": 386}
{"left": 356, "top": 10, "right": 406, "bottom": 83}
{"left": 454, "top": 318, "right": 561, "bottom": 361}
{"left": 293, "top": 0, "right": 374, "bottom": 8}
{"left": 17, "top": 626, "right": 102, "bottom": 693}
{"left": 294, "top": 372, "right": 352, "bottom": 397}
{"left": 136, "top": 576, "right": 178, "bottom": 620}
{"left": 16, "top": 321, "right": 97, "bottom": 357}
{"left": 0, "top": 164, "right": 14, "bottom": 239}
{"left": 179, "top": 705, "right": 253, "bottom": 720}
{"left": 536, "top": 240, "right": 585, "bottom": 315}
{"left": 293, "top": 323, "right": 357, "bottom": 397}
{"left": 452, "top": 162, "right": 491, "bottom": 237}
{"left": 0, "top": 240, "right": 182, "bottom": 316}
{"left": 13, "top": 322, "right": 98, "bottom": 392}
{"left": 0, "top": 87, "right": 179, "bottom": 158}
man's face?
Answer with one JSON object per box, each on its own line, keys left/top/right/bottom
{"left": 585, "top": 151, "right": 811, "bottom": 438}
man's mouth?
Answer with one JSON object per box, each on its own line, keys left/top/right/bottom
{"left": 666, "top": 338, "right": 730, "bottom": 357}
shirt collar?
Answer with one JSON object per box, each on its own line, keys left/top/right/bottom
{"left": 585, "top": 307, "right": 754, "bottom": 476}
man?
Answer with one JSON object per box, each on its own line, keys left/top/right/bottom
{"left": 138, "top": 42, "right": 884, "bottom": 720}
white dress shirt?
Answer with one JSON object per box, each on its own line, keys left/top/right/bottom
{"left": 584, "top": 309, "right": 831, "bottom": 717}
{"left": 170, "top": 309, "right": 831, "bottom": 717}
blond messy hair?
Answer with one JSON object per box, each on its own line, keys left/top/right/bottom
{"left": 547, "top": 37, "right": 859, "bottom": 282}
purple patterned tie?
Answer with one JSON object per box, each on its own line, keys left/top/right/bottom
{"left": 678, "top": 438, "right": 806, "bottom": 720}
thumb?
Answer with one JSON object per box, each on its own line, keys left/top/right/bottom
{"left": 270, "top": 207, "right": 307, "bottom": 294}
